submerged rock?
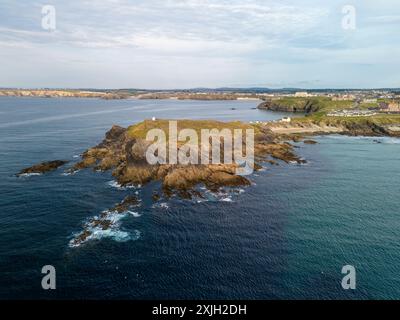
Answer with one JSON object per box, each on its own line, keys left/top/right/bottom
{"left": 111, "top": 195, "right": 141, "bottom": 213}
{"left": 70, "top": 195, "right": 142, "bottom": 247}
{"left": 17, "top": 160, "right": 68, "bottom": 176}
{"left": 303, "top": 139, "right": 318, "bottom": 144}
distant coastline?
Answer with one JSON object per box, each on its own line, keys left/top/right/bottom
{"left": 2, "top": 88, "right": 400, "bottom": 137}
{"left": 1, "top": 87, "right": 400, "bottom": 101}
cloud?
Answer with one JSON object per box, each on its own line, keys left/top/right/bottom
{"left": 0, "top": 0, "right": 329, "bottom": 52}
{"left": 0, "top": 0, "right": 399, "bottom": 88}
{"left": 367, "top": 15, "right": 400, "bottom": 24}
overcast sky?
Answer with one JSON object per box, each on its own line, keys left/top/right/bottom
{"left": 0, "top": 0, "right": 399, "bottom": 89}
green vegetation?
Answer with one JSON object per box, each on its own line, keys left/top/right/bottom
{"left": 275, "top": 97, "right": 400, "bottom": 126}
{"left": 127, "top": 119, "right": 261, "bottom": 140}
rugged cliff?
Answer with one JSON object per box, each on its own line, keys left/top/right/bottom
{"left": 257, "top": 98, "right": 320, "bottom": 114}
{"left": 266, "top": 118, "right": 400, "bottom": 137}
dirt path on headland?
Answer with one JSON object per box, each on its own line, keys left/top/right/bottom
{"left": 266, "top": 123, "right": 345, "bottom": 135}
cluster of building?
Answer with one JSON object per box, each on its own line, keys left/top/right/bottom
{"left": 327, "top": 101, "right": 400, "bottom": 117}
{"left": 377, "top": 101, "right": 400, "bottom": 113}
{"left": 327, "top": 110, "right": 377, "bottom": 117}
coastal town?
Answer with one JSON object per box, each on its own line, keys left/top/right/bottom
{"left": 1, "top": 88, "right": 400, "bottom": 101}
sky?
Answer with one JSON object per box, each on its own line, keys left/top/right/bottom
{"left": 0, "top": 0, "right": 399, "bottom": 89}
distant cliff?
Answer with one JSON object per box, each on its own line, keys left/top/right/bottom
{"left": 0, "top": 89, "right": 129, "bottom": 99}
{"left": 266, "top": 117, "right": 400, "bottom": 137}
{"left": 257, "top": 98, "right": 320, "bottom": 114}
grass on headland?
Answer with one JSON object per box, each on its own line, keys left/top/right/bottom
{"left": 127, "top": 119, "right": 261, "bottom": 139}
{"left": 275, "top": 97, "right": 400, "bottom": 126}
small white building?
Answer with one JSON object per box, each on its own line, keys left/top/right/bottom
{"left": 295, "top": 92, "right": 310, "bottom": 98}
{"left": 280, "top": 117, "right": 292, "bottom": 123}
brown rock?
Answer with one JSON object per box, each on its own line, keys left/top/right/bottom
{"left": 303, "top": 140, "right": 318, "bottom": 144}
{"left": 18, "top": 160, "right": 68, "bottom": 176}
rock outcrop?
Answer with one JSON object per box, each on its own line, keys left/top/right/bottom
{"left": 17, "top": 160, "right": 68, "bottom": 176}
{"left": 69, "top": 195, "right": 141, "bottom": 247}
{"left": 257, "top": 99, "right": 320, "bottom": 114}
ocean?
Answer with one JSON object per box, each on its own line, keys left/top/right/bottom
{"left": 0, "top": 97, "right": 399, "bottom": 299}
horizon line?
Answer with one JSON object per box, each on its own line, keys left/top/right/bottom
{"left": 1, "top": 87, "right": 400, "bottom": 91}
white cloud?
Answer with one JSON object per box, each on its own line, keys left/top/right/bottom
{"left": 0, "top": 0, "right": 399, "bottom": 88}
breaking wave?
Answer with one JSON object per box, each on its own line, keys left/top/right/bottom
{"left": 107, "top": 180, "right": 141, "bottom": 190}
{"left": 18, "top": 173, "right": 42, "bottom": 177}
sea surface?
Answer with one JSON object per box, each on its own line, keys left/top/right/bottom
{"left": 0, "top": 97, "right": 399, "bottom": 299}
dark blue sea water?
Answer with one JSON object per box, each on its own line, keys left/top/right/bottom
{"left": 0, "top": 97, "right": 399, "bottom": 299}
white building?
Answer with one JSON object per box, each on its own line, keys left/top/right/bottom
{"left": 280, "top": 117, "right": 292, "bottom": 123}
{"left": 295, "top": 92, "right": 310, "bottom": 98}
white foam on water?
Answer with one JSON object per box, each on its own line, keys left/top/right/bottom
{"left": 379, "top": 137, "right": 400, "bottom": 144}
{"left": 69, "top": 228, "right": 141, "bottom": 247}
{"left": 107, "top": 180, "right": 139, "bottom": 190}
{"left": 221, "top": 197, "right": 233, "bottom": 202}
{"left": 106, "top": 211, "right": 128, "bottom": 223}
{"left": 127, "top": 211, "right": 142, "bottom": 218}
{"left": 70, "top": 204, "right": 143, "bottom": 247}
{"left": 62, "top": 169, "right": 80, "bottom": 176}
{"left": 159, "top": 202, "right": 169, "bottom": 209}
{"left": 324, "top": 135, "right": 400, "bottom": 145}
{"left": 152, "top": 202, "right": 169, "bottom": 209}
{"left": 73, "top": 155, "right": 80, "bottom": 159}
{"left": 88, "top": 228, "right": 132, "bottom": 242}
{"left": 18, "top": 173, "right": 42, "bottom": 177}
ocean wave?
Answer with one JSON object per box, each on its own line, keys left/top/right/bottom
{"left": 107, "top": 180, "right": 140, "bottom": 190}
{"left": 127, "top": 210, "right": 142, "bottom": 217}
{"left": 62, "top": 169, "right": 80, "bottom": 176}
{"left": 374, "top": 137, "right": 400, "bottom": 144}
{"left": 220, "top": 197, "right": 233, "bottom": 202}
{"left": 324, "top": 135, "right": 400, "bottom": 144}
{"left": 152, "top": 202, "right": 169, "bottom": 209}
{"left": 18, "top": 172, "right": 42, "bottom": 177}
{"left": 69, "top": 228, "right": 140, "bottom": 248}
{"left": 199, "top": 188, "right": 242, "bottom": 203}
{"left": 69, "top": 197, "right": 143, "bottom": 247}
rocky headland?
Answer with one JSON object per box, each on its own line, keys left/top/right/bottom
{"left": 68, "top": 120, "right": 304, "bottom": 197}
{"left": 265, "top": 119, "right": 400, "bottom": 137}
{"left": 17, "top": 119, "right": 310, "bottom": 247}
{"left": 257, "top": 98, "right": 320, "bottom": 114}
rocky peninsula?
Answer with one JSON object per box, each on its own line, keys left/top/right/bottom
{"left": 68, "top": 120, "right": 304, "bottom": 197}
{"left": 17, "top": 119, "right": 310, "bottom": 247}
